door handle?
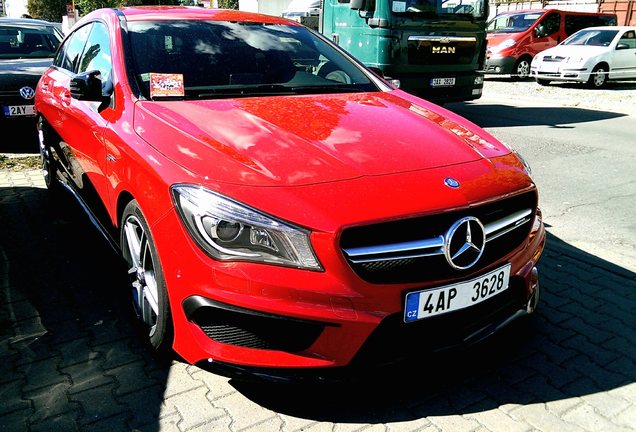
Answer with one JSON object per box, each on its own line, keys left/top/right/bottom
{"left": 61, "top": 90, "right": 72, "bottom": 106}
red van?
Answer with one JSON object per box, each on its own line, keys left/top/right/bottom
{"left": 484, "top": 9, "right": 617, "bottom": 79}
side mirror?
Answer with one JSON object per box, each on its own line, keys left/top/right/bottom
{"left": 534, "top": 25, "right": 545, "bottom": 39}
{"left": 70, "top": 70, "right": 107, "bottom": 102}
{"left": 350, "top": 0, "right": 365, "bottom": 10}
{"left": 616, "top": 42, "right": 630, "bottom": 50}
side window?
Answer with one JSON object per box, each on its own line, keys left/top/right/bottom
{"left": 619, "top": 30, "right": 636, "bottom": 49}
{"left": 59, "top": 24, "right": 92, "bottom": 72}
{"left": 78, "top": 22, "right": 112, "bottom": 82}
{"left": 540, "top": 12, "right": 561, "bottom": 37}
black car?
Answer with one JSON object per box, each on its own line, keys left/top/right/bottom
{"left": 0, "top": 18, "right": 62, "bottom": 151}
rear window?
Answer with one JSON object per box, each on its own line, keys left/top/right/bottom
{"left": 0, "top": 24, "right": 62, "bottom": 59}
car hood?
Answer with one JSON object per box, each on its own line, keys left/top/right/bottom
{"left": 538, "top": 45, "right": 607, "bottom": 58}
{"left": 134, "top": 91, "right": 510, "bottom": 187}
{"left": 0, "top": 58, "right": 51, "bottom": 91}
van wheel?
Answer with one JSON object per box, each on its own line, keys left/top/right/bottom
{"left": 536, "top": 78, "right": 551, "bottom": 86}
{"left": 587, "top": 65, "right": 608, "bottom": 89}
{"left": 512, "top": 57, "right": 531, "bottom": 80}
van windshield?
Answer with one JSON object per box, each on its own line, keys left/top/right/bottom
{"left": 487, "top": 12, "right": 544, "bottom": 33}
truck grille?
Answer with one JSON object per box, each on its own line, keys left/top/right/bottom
{"left": 341, "top": 191, "right": 537, "bottom": 284}
{"left": 408, "top": 36, "right": 477, "bottom": 66}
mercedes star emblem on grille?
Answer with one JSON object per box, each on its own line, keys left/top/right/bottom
{"left": 19, "top": 86, "right": 36, "bottom": 100}
{"left": 444, "top": 216, "right": 485, "bottom": 270}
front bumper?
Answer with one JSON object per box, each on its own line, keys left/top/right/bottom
{"left": 153, "top": 202, "right": 546, "bottom": 373}
{"left": 530, "top": 66, "right": 590, "bottom": 83}
{"left": 483, "top": 56, "right": 516, "bottom": 75}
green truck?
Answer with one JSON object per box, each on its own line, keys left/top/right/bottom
{"left": 318, "top": 0, "right": 488, "bottom": 102}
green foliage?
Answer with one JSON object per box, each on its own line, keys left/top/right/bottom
{"left": 27, "top": 0, "right": 67, "bottom": 22}
{"left": 217, "top": 0, "right": 238, "bottom": 9}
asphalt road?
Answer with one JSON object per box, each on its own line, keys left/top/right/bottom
{"left": 448, "top": 81, "right": 636, "bottom": 272}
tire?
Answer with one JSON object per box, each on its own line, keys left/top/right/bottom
{"left": 587, "top": 65, "right": 608, "bottom": 89}
{"left": 121, "top": 200, "right": 173, "bottom": 355}
{"left": 512, "top": 57, "right": 531, "bottom": 80}
{"left": 37, "top": 117, "right": 61, "bottom": 194}
{"left": 536, "top": 78, "right": 551, "bottom": 86}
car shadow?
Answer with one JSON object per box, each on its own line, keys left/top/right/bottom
{"left": 446, "top": 102, "right": 625, "bottom": 128}
{"left": 2, "top": 184, "right": 635, "bottom": 428}
{"left": 0, "top": 186, "right": 169, "bottom": 431}
{"left": 230, "top": 231, "right": 636, "bottom": 423}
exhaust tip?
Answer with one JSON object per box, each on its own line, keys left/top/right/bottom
{"left": 526, "top": 267, "right": 540, "bottom": 314}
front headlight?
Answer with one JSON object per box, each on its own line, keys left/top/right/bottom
{"left": 172, "top": 185, "right": 322, "bottom": 270}
{"left": 566, "top": 56, "right": 584, "bottom": 64}
{"left": 497, "top": 39, "right": 517, "bottom": 51}
{"left": 513, "top": 150, "right": 532, "bottom": 176}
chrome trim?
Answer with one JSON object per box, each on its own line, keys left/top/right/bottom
{"left": 485, "top": 209, "right": 532, "bottom": 242}
{"left": 408, "top": 36, "right": 477, "bottom": 43}
{"left": 342, "top": 209, "right": 532, "bottom": 264}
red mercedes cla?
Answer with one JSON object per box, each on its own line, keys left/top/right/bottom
{"left": 35, "top": 6, "right": 545, "bottom": 379}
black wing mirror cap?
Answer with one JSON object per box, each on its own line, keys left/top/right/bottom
{"left": 70, "top": 70, "right": 105, "bottom": 102}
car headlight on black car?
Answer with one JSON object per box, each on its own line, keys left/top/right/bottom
{"left": 172, "top": 185, "right": 322, "bottom": 270}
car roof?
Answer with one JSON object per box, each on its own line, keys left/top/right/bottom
{"left": 576, "top": 25, "right": 636, "bottom": 31}
{"left": 0, "top": 17, "right": 59, "bottom": 27}
{"left": 115, "top": 6, "right": 297, "bottom": 26}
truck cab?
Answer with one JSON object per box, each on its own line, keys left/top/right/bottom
{"left": 321, "top": 0, "right": 488, "bottom": 102}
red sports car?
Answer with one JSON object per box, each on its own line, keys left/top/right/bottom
{"left": 35, "top": 6, "right": 545, "bottom": 380}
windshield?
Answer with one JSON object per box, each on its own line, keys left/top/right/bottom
{"left": 391, "top": 0, "right": 487, "bottom": 20}
{"left": 0, "top": 24, "right": 62, "bottom": 59}
{"left": 486, "top": 12, "right": 543, "bottom": 33}
{"left": 562, "top": 29, "right": 619, "bottom": 46}
{"left": 127, "top": 20, "right": 378, "bottom": 100}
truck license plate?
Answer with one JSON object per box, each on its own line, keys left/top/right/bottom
{"left": 430, "top": 77, "right": 456, "bottom": 87}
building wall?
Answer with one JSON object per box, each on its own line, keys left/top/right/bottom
{"left": 239, "top": 0, "right": 291, "bottom": 16}
{"left": 3, "top": 0, "right": 28, "bottom": 17}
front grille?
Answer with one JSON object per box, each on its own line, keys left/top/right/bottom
{"left": 349, "top": 275, "right": 527, "bottom": 367}
{"left": 341, "top": 191, "right": 537, "bottom": 284}
{"left": 542, "top": 56, "right": 566, "bottom": 63}
{"left": 184, "top": 296, "right": 327, "bottom": 352}
{"left": 408, "top": 36, "right": 477, "bottom": 66}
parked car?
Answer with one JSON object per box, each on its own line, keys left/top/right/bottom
{"left": 0, "top": 17, "right": 63, "bottom": 148}
{"left": 35, "top": 6, "right": 545, "bottom": 380}
{"left": 530, "top": 26, "right": 636, "bottom": 88}
{"left": 485, "top": 9, "right": 617, "bottom": 79}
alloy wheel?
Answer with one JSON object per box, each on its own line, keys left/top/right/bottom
{"left": 123, "top": 215, "right": 160, "bottom": 336}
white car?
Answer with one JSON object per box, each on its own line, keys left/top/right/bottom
{"left": 530, "top": 26, "right": 636, "bottom": 88}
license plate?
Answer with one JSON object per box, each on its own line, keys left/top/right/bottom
{"left": 539, "top": 64, "right": 559, "bottom": 74}
{"left": 3, "top": 105, "right": 36, "bottom": 117}
{"left": 430, "top": 77, "right": 456, "bottom": 87}
{"left": 404, "top": 264, "right": 511, "bottom": 322}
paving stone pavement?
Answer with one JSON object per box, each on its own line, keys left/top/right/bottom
{"left": 1, "top": 168, "right": 635, "bottom": 432}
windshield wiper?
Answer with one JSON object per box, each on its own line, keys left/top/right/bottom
{"left": 197, "top": 84, "right": 297, "bottom": 98}
{"left": 290, "top": 84, "right": 369, "bottom": 94}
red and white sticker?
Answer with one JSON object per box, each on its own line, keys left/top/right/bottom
{"left": 149, "top": 73, "right": 185, "bottom": 98}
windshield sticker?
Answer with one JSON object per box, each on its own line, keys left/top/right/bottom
{"left": 150, "top": 73, "right": 185, "bottom": 98}
{"left": 392, "top": 1, "right": 406, "bottom": 12}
